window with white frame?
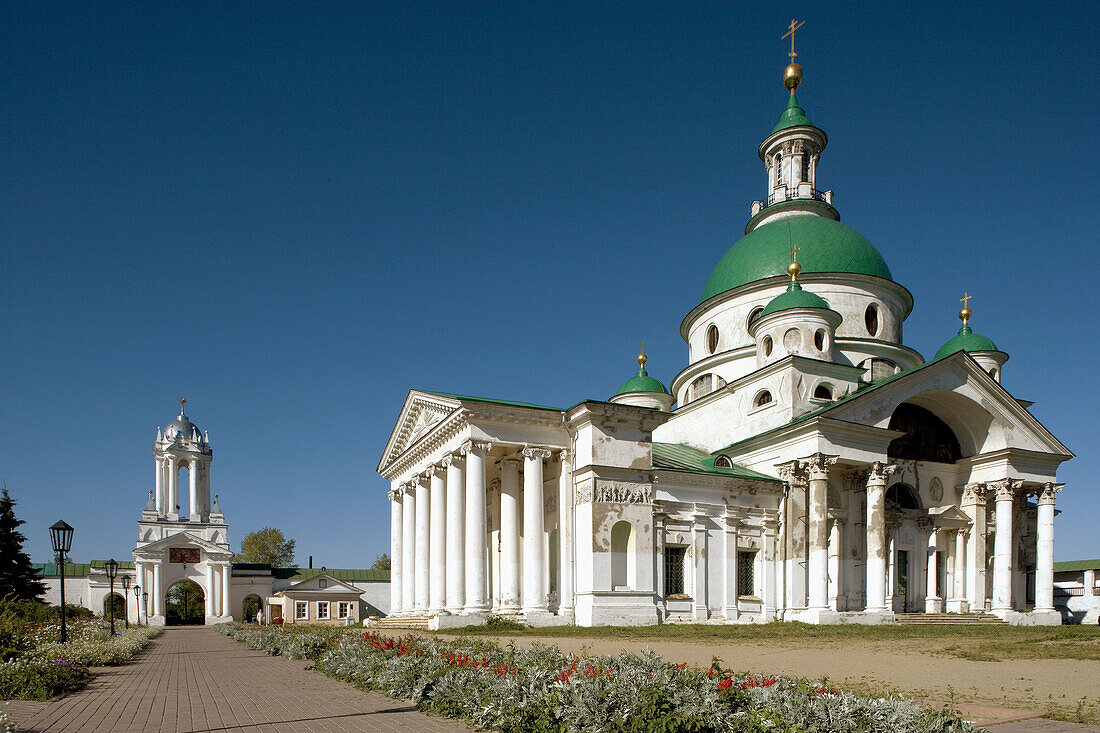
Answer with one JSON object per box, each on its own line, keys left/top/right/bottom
{"left": 337, "top": 601, "right": 352, "bottom": 619}
{"left": 317, "top": 601, "right": 330, "bottom": 620}
{"left": 294, "top": 601, "right": 308, "bottom": 620}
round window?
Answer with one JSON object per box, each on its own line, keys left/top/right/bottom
{"left": 706, "top": 324, "right": 719, "bottom": 354}
{"left": 783, "top": 328, "right": 802, "bottom": 354}
{"left": 865, "top": 304, "right": 880, "bottom": 336}
{"left": 746, "top": 306, "right": 764, "bottom": 332}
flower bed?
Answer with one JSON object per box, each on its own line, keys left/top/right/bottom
{"left": 216, "top": 623, "right": 977, "bottom": 733}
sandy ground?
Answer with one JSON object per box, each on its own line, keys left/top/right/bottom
{"left": 440, "top": 634, "right": 1100, "bottom": 723}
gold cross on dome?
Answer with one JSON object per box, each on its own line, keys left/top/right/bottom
{"left": 782, "top": 19, "right": 805, "bottom": 63}
{"left": 960, "top": 292, "right": 971, "bottom": 309}
{"left": 640, "top": 340, "right": 645, "bottom": 353}
{"left": 790, "top": 244, "right": 800, "bottom": 263}
{"left": 179, "top": 397, "right": 186, "bottom": 407}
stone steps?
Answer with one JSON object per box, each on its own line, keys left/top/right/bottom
{"left": 894, "top": 612, "right": 1006, "bottom": 625}
{"left": 371, "top": 616, "right": 432, "bottom": 630}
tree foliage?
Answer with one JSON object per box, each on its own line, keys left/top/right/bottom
{"left": 234, "top": 527, "right": 295, "bottom": 568}
{"left": 370, "top": 553, "right": 391, "bottom": 571}
{"left": 0, "top": 489, "right": 47, "bottom": 601}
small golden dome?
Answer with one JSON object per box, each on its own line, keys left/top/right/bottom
{"left": 958, "top": 307, "right": 972, "bottom": 325}
{"left": 783, "top": 63, "right": 802, "bottom": 92}
{"left": 638, "top": 352, "right": 647, "bottom": 368}
{"left": 787, "top": 260, "right": 802, "bottom": 280}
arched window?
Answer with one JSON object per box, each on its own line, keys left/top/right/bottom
{"left": 762, "top": 335, "right": 773, "bottom": 357}
{"left": 800, "top": 154, "right": 810, "bottom": 184}
{"left": 814, "top": 329, "right": 826, "bottom": 351}
{"left": 813, "top": 384, "right": 832, "bottom": 400}
{"left": 610, "top": 521, "right": 636, "bottom": 590}
{"left": 774, "top": 154, "right": 783, "bottom": 187}
{"left": 886, "top": 483, "right": 921, "bottom": 510}
{"left": 988, "top": 368, "right": 998, "bottom": 380}
{"left": 747, "top": 306, "right": 764, "bottom": 332}
{"left": 714, "top": 456, "right": 733, "bottom": 469}
{"left": 887, "top": 403, "right": 963, "bottom": 463}
{"left": 754, "top": 390, "right": 773, "bottom": 409}
{"left": 706, "top": 324, "right": 719, "bottom": 354}
{"left": 865, "top": 304, "right": 880, "bottom": 336}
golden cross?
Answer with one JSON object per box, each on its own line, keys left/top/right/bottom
{"left": 640, "top": 340, "right": 645, "bottom": 354}
{"left": 960, "top": 292, "right": 971, "bottom": 309}
{"left": 790, "top": 244, "right": 800, "bottom": 263}
{"left": 179, "top": 397, "right": 186, "bottom": 407}
{"left": 782, "top": 19, "right": 805, "bottom": 63}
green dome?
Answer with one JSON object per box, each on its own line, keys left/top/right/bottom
{"left": 615, "top": 366, "right": 670, "bottom": 396}
{"left": 701, "top": 215, "right": 893, "bottom": 302}
{"left": 760, "top": 280, "right": 830, "bottom": 317}
{"left": 771, "top": 92, "right": 815, "bottom": 133}
{"left": 934, "top": 324, "right": 999, "bottom": 360}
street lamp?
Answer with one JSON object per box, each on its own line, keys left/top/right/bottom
{"left": 142, "top": 592, "right": 149, "bottom": 624}
{"left": 105, "top": 559, "right": 119, "bottom": 636}
{"left": 121, "top": 575, "right": 131, "bottom": 629}
{"left": 133, "top": 585, "right": 142, "bottom": 626}
{"left": 49, "top": 520, "right": 74, "bottom": 644}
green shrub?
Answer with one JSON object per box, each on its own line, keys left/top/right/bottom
{"left": 0, "top": 657, "right": 92, "bottom": 700}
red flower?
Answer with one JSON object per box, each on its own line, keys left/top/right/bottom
{"left": 717, "top": 677, "right": 733, "bottom": 689}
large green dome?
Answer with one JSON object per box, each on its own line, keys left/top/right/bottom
{"left": 614, "top": 367, "right": 670, "bottom": 396}
{"left": 701, "top": 215, "right": 893, "bottom": 302}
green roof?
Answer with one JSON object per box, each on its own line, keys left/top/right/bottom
{"left": 1053, "top": 559, "right": 1100, "bottom": 573}
{"left": 615, "top": 367, "right": 670, "bottom": 396}
{"left": 771, "top": 92, "right": 815, "bottom": 133}
{"left": 653, "top": 442, "right": 781, "bottom": 482}
{"left": 272, "top": 567, "right": 390, "bottom": 582}
{"left": 33, "top": 561, "right": 136, "bottom": 577}
{"left": 701, "top": 215, "right": 893, "bottom": 302}
{"left": 422, "top": 391, "right": 564, "bottom": 412}
{"left": 760, "top": 280, "right": 831, "bottom": 317}
{"left": 934, "top": 324, "right": 999, "bottom": 360}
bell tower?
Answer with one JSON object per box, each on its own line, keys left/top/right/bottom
{"left": 153, "top": 398, "right": 214, "bottom": 522}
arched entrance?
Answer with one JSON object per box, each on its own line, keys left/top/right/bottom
{"left": 242, "top": 594, "right": 262, "bottom": 623}
{"left": 103, "top": 592, "right": 126, "bottom": 620}
{"left": 165, "top": 580, "right": 206, "bottom": 625}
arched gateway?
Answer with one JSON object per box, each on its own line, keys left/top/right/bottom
{"left": 132, "top": 401, "right": 235, "bottom": 625}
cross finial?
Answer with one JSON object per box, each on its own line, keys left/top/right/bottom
{"left": 958, "top": 292, "right": 972, "bottom": 326}
{"left": 960, "top": 292, "right": 971, "bottom": 309}
{"left": 638, "top": 341, "right": 647, "bottom": 370}
{"left": 790, "top": 245, "right": 800, "bottom": 263}
{"left": 782, "top": 19, "right": 805, "bottom": 64}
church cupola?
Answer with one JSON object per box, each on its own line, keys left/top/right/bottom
{"left": 934, "top": 294, "right": 1009, "bottom": 382}
{"left": 749, "top": 252, "right": 842, "bottom": 367}
{"left": 153, "top": 399, "right": 214, "bottom": 522}
{"left": 609, "top": 347, "right": 675, "bottom": 411}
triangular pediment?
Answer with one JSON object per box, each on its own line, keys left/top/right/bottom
{"left": 378, "top": 390, "right": 462, "bottom": 472}
{"left": 133, "top": 530, "right": 233, "bottom": 560}
{"left": 278, "top": 572, "right": 361, "bottom": 594}
{"left": 928, "top": 505, "right": 971, "bottom": 523}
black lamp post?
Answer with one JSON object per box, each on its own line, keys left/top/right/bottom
{"left": 49, "top": 520, "right": 74, "bottom": 644}
{"left": 142, "top": 592, "right": 149, "bottom": 624}
{"left": 133, "top": 585, "right": 142, "bottom": 626}
{"left": 105, "top": 559, "right": 119, "bottom": 635}
{"left": 121, "top": 575, "right": 131, "bottom": 629}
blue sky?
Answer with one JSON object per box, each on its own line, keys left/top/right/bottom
{"left": 1, "top": 2, "right": 1096, "bottom": 567}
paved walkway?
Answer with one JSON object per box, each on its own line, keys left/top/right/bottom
{"left": 5, "top": 627, "right": 472, "bottom": 732}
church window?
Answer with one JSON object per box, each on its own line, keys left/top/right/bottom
{"left": 714, "top": 455, "right": 732, "bottom": 468}
{"left": 747, "top": 306, "right": 765, "bottom": 332}
{"left": 865, "top": 304, "right": 880, "bottom": 336}
{"left": 753, "top": 390, "right": 773, "bottom": 408}
{"left": 762, "top": 335, "right": 773, "bottom": 357}
{"left": 664, "top": 546, "right": 687, "bottom": 596}
{"left": 814, "top": 329, "right": 826, "bottom": 351}
{"left": 610, "top": 521, "right": 636, "bottom": 590}
{"left": 337, "top": 601, "right": 352, "bottom": 619}
{"left": 690, "top": 374, "right": 716, "bottom": 401}
{"left": 774, "top": 154, "right": 783, "bottom": 187}
{"left": 706, "top": 324, "right": 719, "bottom": 354}
{"left": 886, "top": 483, "right": 921, "bottom": 510}
{"left": 295, "top": 601, "right": 308, "bottom": 620}
{"left": 316, "top": 601, "right": 330, "bottom": 620}
{"left": 813, "top": 384, "right": 832, "bottom": 400}
{"left": 783, "top": 328, "right": 802, "bottom": 353}
{"left": 801, "top": 154, "right": 810, "bottom": 184}
{"left": 737, "top": 550, "right": 757, "bottom": 597}
{"left": 887, "top": 402, "right": 963, "bottom": 463}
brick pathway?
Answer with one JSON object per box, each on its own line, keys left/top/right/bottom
{"left": 5, "top": 627, "right": 472, "bottom": 732}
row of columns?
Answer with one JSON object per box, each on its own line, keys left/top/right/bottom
{"left": 134, "top": 558, "right": 232, "bottom": 619}
{"left": 153, "top": 454, "right": 209, "bottom": 520}
{"left": 390, "top": 441, "right": 572, "bottom": 617}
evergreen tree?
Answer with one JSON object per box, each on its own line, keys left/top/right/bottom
{"left": 0, "top": 488, "right": 47, "bottom": 600}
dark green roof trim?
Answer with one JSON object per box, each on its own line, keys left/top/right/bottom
{"left": 1053, "top": 559, "right": 1100, "bottom": 573}
{"left": 33, "top": 560, "right": 136, "bottom": 577}
{"left": 272, "top": 567, "right": 390, "bottom": 582}
{"left": 934, "top": 324, "right": 999, "bottom": 360}
{"left": 421, "top": 390, "right": 564, "bottom": 412}
{"left": 653, "top": 442, "right": 781, "bottom": 482}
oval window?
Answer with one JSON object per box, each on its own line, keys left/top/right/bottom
{"left": 783, "top": 328, "right": 802, "bottom": 354}
{"left": 865, "top": 304, "right": 880, "bottom": 336}
{"left": 747, "top": 306, "right": 764, "bottom": 332}
{"left": 706, "top": 324, "right": 719, "bottom": 355}
{"left": 814, "top": 329, "right": 826, "bottom": 351}
{"left": 762, "top": 335, "right": 773, "bottom": 357}
{"left": 754, "top": 390, "right": 773, "bottom": 408}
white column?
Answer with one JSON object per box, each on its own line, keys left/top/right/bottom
{"left": 1034, "top": 483, "right": 1061, "bottom": 612}
{"left": 926, "top": 529, "right": 940, "bottom": 612}
{"left": 154, "top": 458, "right": 164, "bottom": 515}
{"left": 464, "top": 440, "right": 491, "bottom": 613}
{"left": 152, "top": 562, "right": 162, "bottom": 618}
{"left": 953, "top": 530, "right": 968, "bottom": 606}
{"left": 962, "top": 484, "right": 987, "bottom": 610}
{"left": 444, "top": 455, "right": 466, "bottom": 614}
{"left": 389, "top": 488, "right": 403, "bottom": 614}
{"left": 428, "top": 467, "right": 447, "bottom": 614}
{"left": 167, "top": 456, "right": 178, "bottom": 517}
{"left": 189, "top": 460, "right": 199, "bottom": 521}
{"left": 864, "top": 462, "right": 896, "bottom": 612}
{"left": 206, "top": 563, "right": 215, "bottom": 618}
{"left": 827, "top": 518, "right": 841, "bottom": 610}
{"left": 992, "top": 479, "right": 1017, "bottom": 611}
{"left": 499, "top": 456, "right": 522, "bottom": 612}
{"left": 806, "top": 454, "right": 836, "bottom": 610}
{"left": 401, "top": 482, "right": 416, "bottom": 612}
{"left": 762, "top": 521, "right": 777, "bottom": 619}
{"left": 221, "top": 563, "right": 231, "bottom": 617}
{"left": 414, "top": 477, "right": 430, "bottom": 611}
{"left": 557, "top": 449, "right": 575, "bottom": 617}
{"left": 521, "top": 447, "right": 551, "bottom": 614}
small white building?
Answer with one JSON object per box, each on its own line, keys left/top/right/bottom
{"left": 377, "top": 62, "right": 1073, "bottom": 628}
{"left": 1053, "top": 559, "right": 1100, "bottom": 624}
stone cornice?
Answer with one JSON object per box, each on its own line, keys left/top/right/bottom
{"left": 381, "top": 409, "right": 468, "bottom": 480}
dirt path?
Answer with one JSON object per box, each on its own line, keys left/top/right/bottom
{"left": 442, "top": 634, "right": 1100, "bottom": 723}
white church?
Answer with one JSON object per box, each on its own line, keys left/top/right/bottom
{"left": 377, "top": 60, "right": 1073, "bottom": 627}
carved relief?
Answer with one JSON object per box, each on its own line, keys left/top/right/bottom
{"left": 594, "top": 481, "right": 652, "bottom": 504}
{"left": 805, "top": 453, "right": 839, "bottom": 479}
{"left": 866, "top": 461, "right": 898, "bottom": 485}
{"left": 929, "top": 476, "right": 944, "bottom": 503}
{"left": 1037, "top": 482, "right": 1063, "bottom": 506}
{"left": 575, "top": 480, "right": 594, "bottom": 504}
